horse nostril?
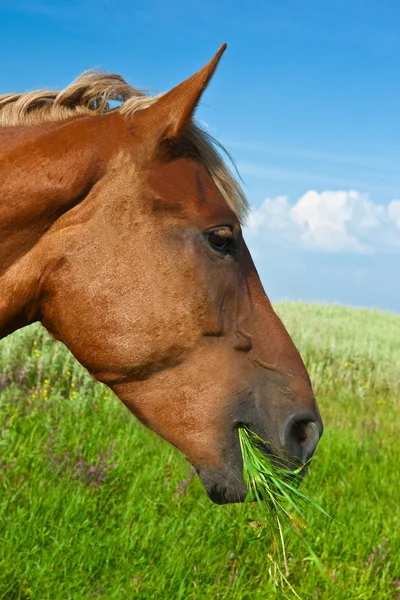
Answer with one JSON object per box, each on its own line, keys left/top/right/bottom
{"left": 293, "top": 420, "right": 310, "bottom": 443}
{"left": 284, "top": 416, "right": 321, "bottom": 464}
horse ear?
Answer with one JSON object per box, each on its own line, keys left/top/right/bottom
{"left": 134, "top": 44, "right": 227, "bottom": 142}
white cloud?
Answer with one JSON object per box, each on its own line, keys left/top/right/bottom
{"left": 245, "top": 190, "right": 400, "bottom": 254}
{"left": 388, "top": 200, "right": 400, "bottom": 229}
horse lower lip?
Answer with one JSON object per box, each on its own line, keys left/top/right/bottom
{"left": 207, "top": 486, "right": 247, "bottom": 505}
{"left": 197, "top": 464, "right": 248, "bottom": 504}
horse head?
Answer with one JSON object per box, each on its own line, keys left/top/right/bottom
{"left": 0, "top": 45, "right": 322, "bottom": 503}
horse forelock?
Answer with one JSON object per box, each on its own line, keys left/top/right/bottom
{"left": 0, "top": 70, "right": 249, "bottom": 222}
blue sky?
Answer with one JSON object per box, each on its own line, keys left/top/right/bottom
{"left": 2, "top": 1, "right": 399, "bottom": 312}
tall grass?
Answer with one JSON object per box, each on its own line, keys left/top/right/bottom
{"left": 1, "top": 302, "right": 399, "bottom": 599}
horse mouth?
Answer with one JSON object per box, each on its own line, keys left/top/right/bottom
{"left": 197, "top": 424, "right": 311, "bottom": 505}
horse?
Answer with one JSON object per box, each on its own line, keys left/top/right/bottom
{"left": 0, "top": 45, "right": 322, "bottom": 504}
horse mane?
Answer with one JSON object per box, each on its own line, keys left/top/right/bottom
{"left": 0, "top": 70, "right": 248, "bottom": 221}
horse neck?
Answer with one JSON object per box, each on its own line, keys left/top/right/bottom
{"left": 0, "top": 113, "right": 125, "bottom": 339}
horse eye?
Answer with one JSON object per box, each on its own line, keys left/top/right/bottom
{"left": 205, "top": 227, "right": 237, "bottom": 255}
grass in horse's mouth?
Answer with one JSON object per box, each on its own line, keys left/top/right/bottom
{"left": 238, "top": 424, "right": 331, "bottom": 596}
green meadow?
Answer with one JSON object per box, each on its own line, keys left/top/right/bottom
{"left": 1, "top": 302, "right": 399, "bottom": 600}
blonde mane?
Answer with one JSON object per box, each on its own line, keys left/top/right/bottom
{"left": 0, "top": 70, "right": 248, "bottom": 221}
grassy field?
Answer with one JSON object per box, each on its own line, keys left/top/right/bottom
{"left": 1, "top": 302, "right": 399, "bottom": 600}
